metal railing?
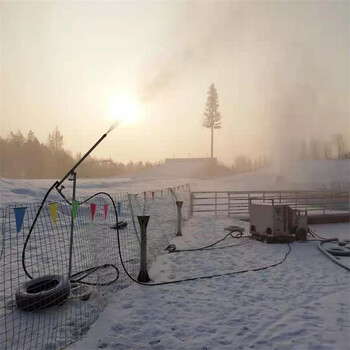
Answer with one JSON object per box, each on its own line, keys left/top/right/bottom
{"left": 190, "top": 190, "right": 349, "bottom": 219}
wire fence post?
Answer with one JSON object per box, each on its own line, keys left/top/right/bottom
{"left": 137, "top": 215, "right": 150, "bottom": 283}
{"left": 215, "top": 192, "right": 217, "bottom": 215}
{"left": 227, "top": 192, "right": 230, "bottom": 217}
{"left": 68, "top": 171, "right": 77, "bottom": 280}
{"left": 176, "top": 201, "right": 183, "bottom": 236}
{"left": 190, "top": 192, "right": 194, "bottom": 217}
{"left": 128, "top": 194, "right": 140, "bottom": 244}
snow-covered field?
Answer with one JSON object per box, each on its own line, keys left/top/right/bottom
{"left": 1, "top": 159, "right": 349, "bottom": 207}
{"left": 0, "top": 159, "right": 349, "bottom": 350}
{"left": 69, "top": 218, "right": 350, "bottom": 350}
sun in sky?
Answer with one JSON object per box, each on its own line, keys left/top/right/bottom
{"left": 109, "top": 93, "right": 141, "bottom": 126}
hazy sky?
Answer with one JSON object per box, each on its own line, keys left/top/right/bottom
{"left": 1, "top": 1, "right": 349, "bottom": 165}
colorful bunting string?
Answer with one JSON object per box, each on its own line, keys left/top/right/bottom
{"left": 104, "top": 204, "right": 108, "bottom": 219}
{"left": 72, "top": 200, "right": 79, "bottom": 219}
{"left": 14, "top": 207, "right": 27, "bottom": 233}
{"left": 90, "top": 203, "right": 96, "bottom": 221}
{"left": 49, "top": 203, "right": 57, "bottom": 225}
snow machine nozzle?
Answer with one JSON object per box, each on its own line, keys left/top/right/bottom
{"left": 56, "top": 121, "right": 118, "bottom": 189}
{"left": 56, "top": 132, "right": 108, "bottom": 188}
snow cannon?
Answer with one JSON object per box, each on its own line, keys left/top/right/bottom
{"left": 19, "top": 128, "right": 117, "bottom": 312}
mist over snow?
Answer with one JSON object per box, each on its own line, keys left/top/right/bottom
{"left": 1, "top": 159, "right": 349, "bottom": 207}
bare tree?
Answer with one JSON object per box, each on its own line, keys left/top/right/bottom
{"left": 309, "top": 139, "right": 322, "bottom": 160}
{"left": 47, "top": 127, "right": 64, "bottom": 153}
{"left": 234, "top": 155, "right": 252, "bottom": 172}
{"left": 333, "top": 134, "right": 348, "bottom": 160}
{"left": 299, "top": 140, "right": 308, "bottom": 160}
{"left": 323, "top": 141, "right": 332, "bottom": 159}
{"left": 203, "top": 83, "right": 222, "bottom": 158}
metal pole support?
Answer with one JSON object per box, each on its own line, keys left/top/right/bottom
{"left": 68, "top": 171, "right": 77, "bottom": 280}
{"left": 189, "top": 192, "right": 193, "bottom": 217}
{"left": 176, "top": 201, "right": 183, "bottom": 236}
{"left": 137, "top": 215, "right": 150, "bottom": 283}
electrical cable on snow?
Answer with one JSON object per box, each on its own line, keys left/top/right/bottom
{"left": 23, "top": 188, "right": 292, "bottom": 288}
{"left": 22, "top": 187, "right": 120, "bottom": 286}
{"left": 22, "top": 125, "right": 122, "bottom": 283}
{"left": 307, "top": 227, "right": 329, "bottom": 241}
{"left": 109, "top": 195, "right": 293, "bottom": 286}
{"left": 165, "top": 240, "right": 252, "bottom": 253}
{"left": 165, "top": 231, "right": 252, "bottom": 253}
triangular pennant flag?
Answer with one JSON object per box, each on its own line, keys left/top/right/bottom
{"left": 104, "top": 204, "right": 108, "bottom": 219}
{"left": 117, "top": 202, "right": 121, "bottom": 215}
{"left": 90, "top": 203, "right": 96, "bottom": 221}
{"left": 151, "top": 192, "right": 154, "bottom": 199}
{"left": 72, "top": 200, "right": 79, "bottom": 219}
{"left": 14, "top": 207, "right": 27, "bottom": 233}
{"left": 49, "top": 202, "right": 57, "bottom": 225}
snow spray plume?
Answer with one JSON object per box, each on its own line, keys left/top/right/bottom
{"left": 57, "top": 130, "right": 112, "bottom": 187}
{"left": 106, "top": 120, "right": 120, "bottom": 134}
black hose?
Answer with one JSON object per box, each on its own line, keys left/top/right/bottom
{"left": 116, "top": 216, "right": 292, "bottom": 286}
{"left": 308, "top": 227, "right": 328, "bottom": 240}
{"left": 22, "top": 186, "right": 120, "bottom": 286}
{"left": 61, "top": 190, "right": 121, "bottom": 286}
{"left": 70, "top": 264, "right": 119, "bottom": 286}
{"left": 65, "top": 191, "right": 292, "bottom": 286}
{"left": 22, "top": 181, "right": 59, "bottom": 280}
{"left": 112, "top": 192, "right": 292, "bottom": 286}
{"left": 23, "top": 186, "right": 292, "bottom": 288}
{"left": 165, "top": 231, "right": 251, "bottom": 253}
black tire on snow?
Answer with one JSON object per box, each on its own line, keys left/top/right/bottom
{"left": 16, "top": 274, "right": 71, "bottom": 312}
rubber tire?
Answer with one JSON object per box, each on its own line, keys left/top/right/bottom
{"left": 16, "top": 275, "right": 71, "bottom": 312}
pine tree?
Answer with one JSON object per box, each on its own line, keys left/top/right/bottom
{"left": 203, "top": 83, "right": 222, "bottom": 158}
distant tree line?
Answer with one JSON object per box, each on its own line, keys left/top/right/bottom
{"left": 298, "top": 133, "right": 349, "bottom": 161}
{"left": 228, "top": 132, "right": 349, "bottom": 174}
{"left": 0, "top": 128, "right": 158, "bottom": 179}
{"left": 231, "top": 155, "right": 270, "bottom": 173}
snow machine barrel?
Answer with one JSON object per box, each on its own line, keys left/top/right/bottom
{"left": 19, "top": 128, "right": 117, "bottom": 312}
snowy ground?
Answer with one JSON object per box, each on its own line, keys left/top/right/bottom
{"left": 0, "top": 177, "right": 190, "bottom": 207}
{"left": 1, "top": 159, "right": 349, "bottom": 207}
{"left": 1, "top": 160, "right": 349, "bottom": 350}
{"left": 69, "top": 217, "right": 350, "bottom": 350}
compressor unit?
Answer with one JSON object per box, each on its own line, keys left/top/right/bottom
{"left": 249, "top": 200, "right": 307, "bottom": 243}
